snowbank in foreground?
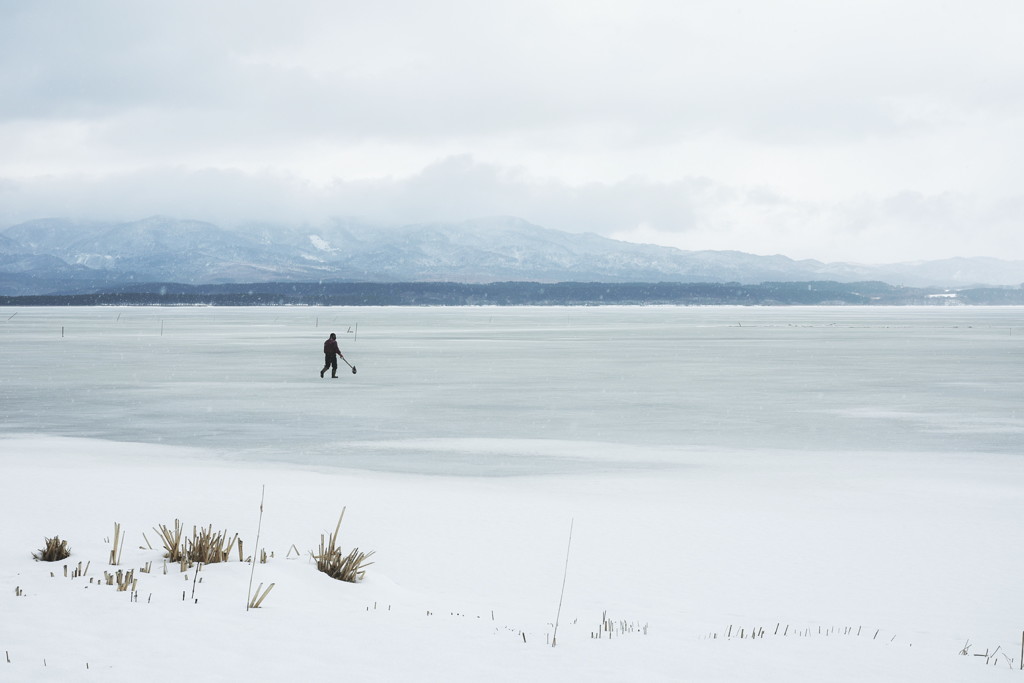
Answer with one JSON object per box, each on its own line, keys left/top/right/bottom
{"left": 1, "top": 435, "right": 1021, "bottom": 682}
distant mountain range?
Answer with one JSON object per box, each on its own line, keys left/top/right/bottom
{"left": 1, "top": 215, "right": 1023, "bottom": 296}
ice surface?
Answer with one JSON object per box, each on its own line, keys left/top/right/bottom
{"left": 1, "top": 305, "right": 1021, "bottom": 473}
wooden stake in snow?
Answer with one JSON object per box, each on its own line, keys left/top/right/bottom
{"left": 551, "top": 518, "right": 574, "bottom": 648}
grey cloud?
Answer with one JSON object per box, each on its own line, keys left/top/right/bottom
{"left": 0, "top": 156, "right": 705, "bottom": 230}
{"left": 7, "top": 0, "right": 1022, "bottom": 147}
{"left": 4, "top": 156, "right": 1017, "bottom": 263}
{"left": 2, "top": 1, "right": 1024, "bottom": 262}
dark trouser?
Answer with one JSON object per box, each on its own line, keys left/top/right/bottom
{"left": 322, "top": 353, "right": 337, "bottom": 376}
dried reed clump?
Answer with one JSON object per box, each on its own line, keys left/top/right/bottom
{"left": 153, "top": 520, "right": 241, "bottom": 567}
{"left": 313, "top": 508, "right": 374, "bottom": 583}
{"left": 185, "top": 525, "right": 240, "bottom": 564}
{"left": 33, "top": 536, "right": 71, "bottom": 562}
{"left": 153, "top": 520, "right": 186, "bottom": 563}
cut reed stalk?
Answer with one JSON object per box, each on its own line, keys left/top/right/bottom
{"left": 248, "top": 582, "right": 275, "bottom": 609}
{"left": 109, "top": 523, "right": 124, "bottom": 565}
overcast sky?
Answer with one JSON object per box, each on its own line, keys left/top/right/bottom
{"left": 1, "top": 0, "right": 1022, "bottom": 263}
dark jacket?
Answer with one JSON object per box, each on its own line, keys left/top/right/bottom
{"left": 324, "top": 338, "right": 341, "bottom": 356}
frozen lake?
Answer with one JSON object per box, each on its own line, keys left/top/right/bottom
{"left": 2, "top": 305, "right": 1021, "bottom": 474}
{"left": 3, "top": 305, "right": 1024, "bottom": 681}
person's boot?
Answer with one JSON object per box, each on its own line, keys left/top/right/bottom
{"left": 332, "top": 373, "right": 338, "bottom": 378}
{"left": 321, "top": 368, "right": 326, "bottom": 378}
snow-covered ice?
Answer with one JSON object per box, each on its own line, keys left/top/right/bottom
{"left": 1, "top": 305, "right": 1022, "bottom": 681}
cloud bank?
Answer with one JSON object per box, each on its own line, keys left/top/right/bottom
{"left": 1, "top": 0, "right": 1022, "bottom": 263}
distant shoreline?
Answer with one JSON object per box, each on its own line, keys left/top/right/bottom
{"left": 2, "top": 280, "right": 1024, "bottom": 306}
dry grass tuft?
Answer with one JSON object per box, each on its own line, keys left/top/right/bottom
{"left": 153, "top": 520, "right": 241, "bottom": 567}
{"left": 153, "top": 520, "right": 186, "bottom": 563}
{"left": 313, "top": 508, "right": 375, "bottom": 583}
{"left": 33, "top": 536, "right": 71, "bottom": 562}
{"left": 185, "top": 525, "right": 240, "bottom": 564}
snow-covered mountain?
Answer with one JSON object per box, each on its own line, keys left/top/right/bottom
{"left": 2, "top": 216, "right": 1023, "bottom": 295}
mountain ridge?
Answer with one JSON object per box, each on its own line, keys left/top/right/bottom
{"left": 1, "top": 215, "right": 1022, "bottom": 296}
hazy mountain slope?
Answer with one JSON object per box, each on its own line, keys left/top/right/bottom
{"left": 2, "top": 215, "right": 1023, "bottom": 294}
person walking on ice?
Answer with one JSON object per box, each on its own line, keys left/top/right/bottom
{"left": 321, "top": 332, "right": 344, "bottom": 378}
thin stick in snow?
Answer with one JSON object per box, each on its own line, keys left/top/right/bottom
{"left": 551, "top": 518, "right": 574, "bottom": 648}
{"left": 246, "top": 485, "right": 266, "bottom": 611}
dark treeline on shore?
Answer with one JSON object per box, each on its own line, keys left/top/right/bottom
{"left": 2, "top": 280, "right": 1023, "bottom": 306}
